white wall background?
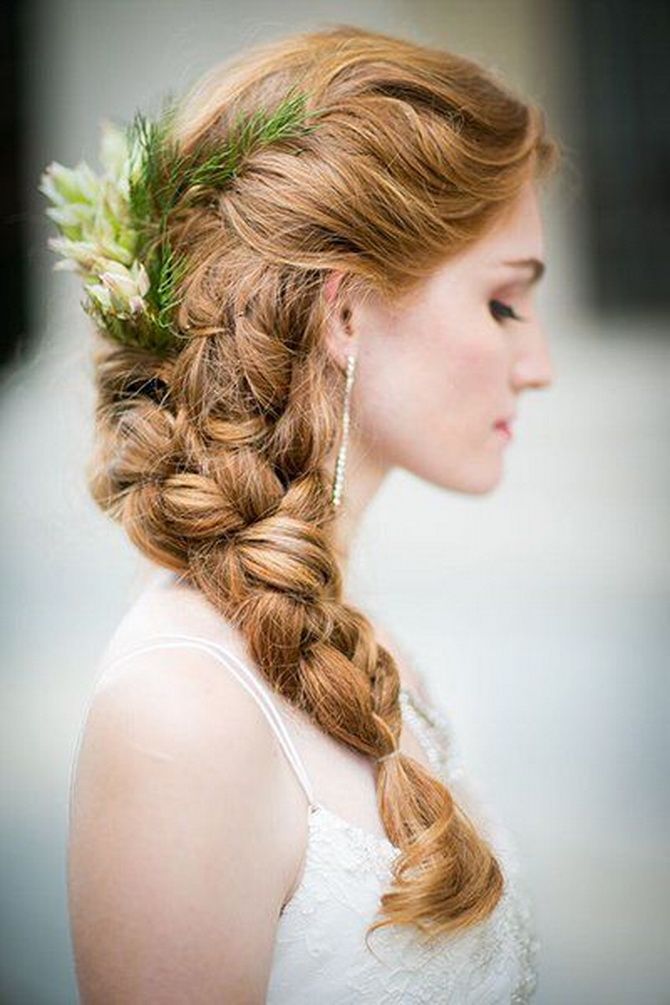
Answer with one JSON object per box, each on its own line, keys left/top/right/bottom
{"left": 2, "top": 1, "right": 668, "bottom": 1001}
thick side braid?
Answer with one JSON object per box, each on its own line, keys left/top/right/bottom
{"left": 88, "top": 258, "right": 503, "bottom": 946}
{"left": 86, "top": 23, "right": 560, "bottom": 944}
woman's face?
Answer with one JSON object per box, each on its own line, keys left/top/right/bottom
{"left": 332, "top": 178, "right": 554, "bottom": 495}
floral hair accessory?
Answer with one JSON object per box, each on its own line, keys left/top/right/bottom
{"left": 39, "top": 88, "right": 322, "bottom": 355}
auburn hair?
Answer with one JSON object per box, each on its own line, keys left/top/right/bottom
{"left": 88, "top": 23, "right": 560, "bottom": 946}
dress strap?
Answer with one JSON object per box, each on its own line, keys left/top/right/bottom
{"left": 101, "top": 632, "right": 315, "bottom": 806}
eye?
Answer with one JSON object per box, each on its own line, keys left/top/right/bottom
{"left": 489, "top": 298, "right": 525, "bottom": 323}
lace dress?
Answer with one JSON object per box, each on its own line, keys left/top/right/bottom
{"left": 87, "top": 621, "right": 540, "bottom": 1004}
{"left": 267, "top": 677, "right": 540, "bottom": 1003}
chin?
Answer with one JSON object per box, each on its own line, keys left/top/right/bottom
{"left": 423, "top": 464, "right": 504, "bottom": 496}
{"left": 401, "top": 444, "right": 507, "bottom": 494}
{"left": 465, "top": 478, "right": 502, "bottom": 496}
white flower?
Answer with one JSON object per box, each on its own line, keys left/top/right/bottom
{"left": 86, "top": 282, "right": 113, "bottom": 313}
{"left": 98, "top": 260, "right": 150, "bottom": 316}
{"left": 132, "top": 261, "right": 150, "bottom": 297}
{"left": 40, "top": 123, "right": 139, "bottom": 275}
{"left": 47, "top": 237, "right": 106, "bottom": 275}
{"left": 38, "top": 160, "right": 100, "bottom": 208}
{"left": 41, "top": 113, "right": 159, "bottom": 339}
{"left": 44, "top": 202, "right": 97, "bottom": 242}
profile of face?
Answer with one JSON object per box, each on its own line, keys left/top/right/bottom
{"left": 325, "top": 178, "right": 554, "bottom": 496}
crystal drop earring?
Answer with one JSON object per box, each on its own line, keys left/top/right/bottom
{"left": 331, "top": 350, "right": 357, "bottom": 508}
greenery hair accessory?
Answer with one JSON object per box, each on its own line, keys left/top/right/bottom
{"left": 39, "top": 87, "right": 322, "bottom": 355}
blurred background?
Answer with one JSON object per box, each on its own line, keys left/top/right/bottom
{"left": 1, "top": 1, "right": 668, "bottom": 1002}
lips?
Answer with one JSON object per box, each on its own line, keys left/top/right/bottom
{"left": 494, "top": 415, "right": 516, "bottom": 428}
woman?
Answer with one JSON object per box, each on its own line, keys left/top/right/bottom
{"left": 45, "top": 23, "right": 560, "bottom": 1003}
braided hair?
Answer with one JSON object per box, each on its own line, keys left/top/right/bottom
{"left": 85, "top": 24, "right": 559, "bottom": 944}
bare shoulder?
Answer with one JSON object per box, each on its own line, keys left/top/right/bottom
{"left": 82, "top": 642, "right": 278, "bottom": 775}
{"left": 69, "top": 642, "right": 297, "bottom": 1003}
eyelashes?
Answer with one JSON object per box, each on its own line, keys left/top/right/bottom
{"left": 489, "top": 298, "right": 525, "bottom": 323}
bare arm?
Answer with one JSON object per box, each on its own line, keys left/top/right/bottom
{"left": 68, "top": 646, "right": 296, "bottom": 1003}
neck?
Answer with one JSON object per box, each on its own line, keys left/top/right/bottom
{"left": 329, "top": 430, "right": 392, "bottom": 582}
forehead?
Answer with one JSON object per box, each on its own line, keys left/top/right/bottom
{"left": 478, "top": 181, "right": 544, "bottom": 262}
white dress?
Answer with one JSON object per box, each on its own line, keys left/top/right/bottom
{"left": 72, "top": 572, "right": 541, "bottom": 1003}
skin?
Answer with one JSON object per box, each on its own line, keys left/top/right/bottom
{"left": 323, "top": 178, "right": 554, "bottom": 571}
{"left": 69, "top": 177, "right": 554, "bottom": 1004}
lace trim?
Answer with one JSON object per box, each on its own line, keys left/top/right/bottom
{"left": 275, "top": 797, "right": 540, "bottom": 1003}
{"left": 276, "top": 688, "right": 541, "bottom": 1002}
{"left": 401, "top": 687, "right": 541, "bottom": 1002}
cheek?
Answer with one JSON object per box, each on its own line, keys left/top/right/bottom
{"left": 351, "top": 327, "right": 504, "bottom": 463}
{"left": 352, "top": 339, "right": 432, "bottom": 453}
{"left": 446, "top": 338, "right": 505, "bottom": 403}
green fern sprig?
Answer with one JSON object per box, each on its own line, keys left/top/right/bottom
{"left": 152, "top": 241, "right": 189, "bottom": 330}
{"left": 184, "top": 88, "right": 319, "bottom": 193}
{"left": 40, "top": 85, "right": 322, "bottom": 356}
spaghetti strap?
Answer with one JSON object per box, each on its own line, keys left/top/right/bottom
{"left": 100, "top": 632, "right": 316, "bottom": 807}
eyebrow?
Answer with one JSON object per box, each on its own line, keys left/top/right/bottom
{"left": 501, "top": 257, "right": 546, "bottom": 284}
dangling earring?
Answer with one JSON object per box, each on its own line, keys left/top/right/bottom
{"left": 331, "top": 350, "right": 357, "bottom": 508}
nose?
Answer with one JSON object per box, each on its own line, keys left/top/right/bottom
{"left": 510, "top": 322, "right": 555, "bottom": 391}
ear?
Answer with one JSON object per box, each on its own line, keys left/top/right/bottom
{"left": 323, "top": 269, "right": 356, "bottom": 368}
{"left": 323, "top": 269, "right": 343, "bottom": 307}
